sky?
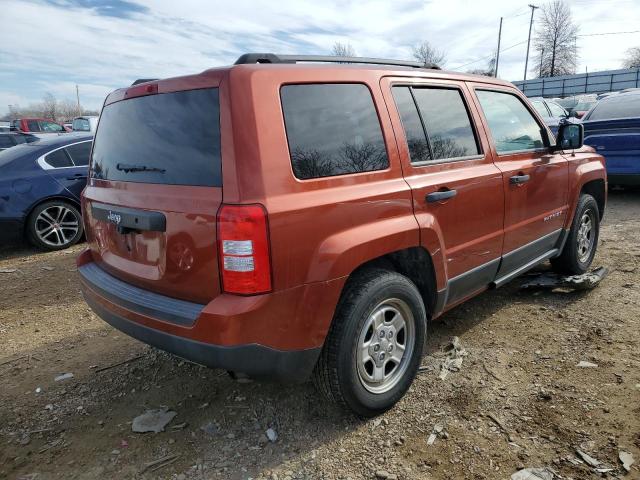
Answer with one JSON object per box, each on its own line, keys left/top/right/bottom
{"left": 1, "top": 0, "right": 639, "bottom": 116}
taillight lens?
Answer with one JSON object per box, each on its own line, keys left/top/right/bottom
{"left": 217, "top": 204, "right": 272, "bottom": 295}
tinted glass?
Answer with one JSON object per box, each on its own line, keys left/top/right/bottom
{"left": 586, "top": 95, "right": 640, "bottom": 121}
{"left": 281, "top": 84, "right": 388, "bottom": 179}
{"left": 66, "top": 141, "right": 92, "bottom": 166}
{"left": 531, "top": 100, "right": 549, "bottom": 117}
{"left": 18, "top": 135, "right": 38, "bottom": 144}
{"left": 548, "top": 102, "right": 566, "bottom": 117}
{"left": 91, "top": 88, "right": 221, "bottom": 186}
{"left": 45, "top": 148, "right": 73, "bottom": 168}
{"left": 27, "top": 120, "right": 41, "bottom": 132}
{"left": 40, "top": 121, "right": 64, "bottom": 132}
{"left": 476, "top": 90, "right": 545, "bottom": 153}
{"left": 392, "top": 87, "right": 431, "bottom": 163}
{"left": 0, "top": 136, "right": 15, "bottom": 148}
{"left": 412, "top": 88, "right": 479, "bottom": 160}
{"left": 73, "top": 118, "right": 90, "bottom": 131}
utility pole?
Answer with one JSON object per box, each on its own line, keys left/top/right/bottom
{"left": 523, "top": 4, "right": 539, "bottom": 81}
{"left": 539, "top": 47, "right": 545, "bottom": 77}
{"left": 495, "top": 17, "right": 503, "bottom": 78}
{"left": 76, "top": 84, "right": 81, "bottom": 115}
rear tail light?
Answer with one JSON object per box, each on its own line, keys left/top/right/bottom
{"left": 217, "top": 204, "right": 272, "bottom": 295}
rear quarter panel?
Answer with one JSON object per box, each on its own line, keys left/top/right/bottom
{"left": 564, "top": 146, "right": 607, "bottom": 224}
{"left": 224, "top": 66, "right": 420, "bottom": 337}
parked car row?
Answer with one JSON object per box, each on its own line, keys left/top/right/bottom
{"left": 582, "top": 90, "right": 640, "bottom": 186}
{"left": 555, "top": 95, "right": 598, "bottom": 119}
{"left": 7, "top": 115, "right": 99, "bottom": 137}
{"left": 523, "top": 90, "right": 639, "bottom": 186}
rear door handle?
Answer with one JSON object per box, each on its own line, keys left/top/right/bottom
{"left": 509, "top": 174, "right": 530, "bottom": 185}
{"left": 426, "top": 189, "right": 457, "bottom": 203}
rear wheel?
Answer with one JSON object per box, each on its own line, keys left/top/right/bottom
{"left": 551, "top": 194, "right": 599, "bottom": 275}
{"left": 27, "top": 200, "right": 83, "bottom": 251}
{"left": 313, "top": 268, "right": 426, "bottom": 417}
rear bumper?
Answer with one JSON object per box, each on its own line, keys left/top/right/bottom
{"left": 608, "top": 174, "right": 640, "bottom": 186}
{"left": 83, "top": 293, "right": 320, "bottom": 382}
{"left": 77, "top": 251, "right": 343, "bottom": 382}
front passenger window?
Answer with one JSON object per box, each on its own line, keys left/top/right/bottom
{"left": 476, "top": 90, "right": 545, "bottom": 154}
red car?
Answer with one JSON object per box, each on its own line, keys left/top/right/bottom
{"left": 78, "top": 53, "right": 606, "bottom": 417}
{"left": 11, "top": 118, "right": 69, "bottom": 134}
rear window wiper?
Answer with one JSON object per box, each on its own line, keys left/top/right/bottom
{"left": 116, "top": 163, "right": 166, "bottom": 174}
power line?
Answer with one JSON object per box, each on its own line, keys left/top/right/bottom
{"left": 578, "top": 30, "right": 640, "bottom": 37}
{"left": 451, "top": 28, "right": 640, "bottom": 72}
{"left": 451, "top": 40, "right": 528, "bottom": 71}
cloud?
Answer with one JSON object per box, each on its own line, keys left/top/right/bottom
{"left": 1, "top": 0, "right": 639, "bottom": 115}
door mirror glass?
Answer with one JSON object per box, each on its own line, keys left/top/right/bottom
{"left": 555, "top": 122, "right": 583, "bottom": 150}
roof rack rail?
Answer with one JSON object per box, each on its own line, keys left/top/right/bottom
{"left": 234, "top": 53, "right": 441, "bottom": 70}
{"left": 131, "top": 78, "right": 158, "bottom": 86}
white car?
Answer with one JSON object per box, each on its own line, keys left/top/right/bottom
{"left": 72, "top": 116, "right": 99, "bottom": 133}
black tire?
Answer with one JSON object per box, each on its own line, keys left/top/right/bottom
{"left": 27, "top": 200, "right": 83, "bottom": 251}
{"left": 313, "top": 268, "right": 427, "bottom": 418}
{"left": 551, "top": 193, "right": 599, "bottom": 275}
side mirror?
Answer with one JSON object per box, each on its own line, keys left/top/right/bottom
{"left": 553, "top": 122, "right": 583, "bottom": 151}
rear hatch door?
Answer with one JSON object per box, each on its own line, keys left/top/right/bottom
{"left": 83, "top": 85, "right": 223, "bottom": 304}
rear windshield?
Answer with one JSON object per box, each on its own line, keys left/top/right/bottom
{"left": 585, "top": 95, "right": 640, "bottom": 121}
{"left": 91, "top": 88, "right": 221, "bottom": 186}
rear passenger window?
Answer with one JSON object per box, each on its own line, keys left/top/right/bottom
{"left": 392, "top": 87, "right": 432, "bottom": 163}
{"left": 44, "top": 149, "right": 73, "bottom": 168}
{"left": 281, "top": 84, "right": 389, "bottom": 180}
{"left": 476, "top": 90, "right": 545, "bottom": 153}
{"left": 66, "top": 141, "right": 92, "bottom": 166}
{"left": 392, "top": 86, "right": 479, "bottom": 162}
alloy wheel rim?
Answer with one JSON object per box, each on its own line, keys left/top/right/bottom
{"left": 35, "top": 205, "right": 79, "bottom": 247}
{"left": 356, "top": 298, "right": 415, "bottom": 394}
{"left": 576, "top": 209, "right": 595, "bottom": 263}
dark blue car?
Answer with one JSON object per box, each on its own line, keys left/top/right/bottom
{"left": 582, "top": 91, "right": 640, "bottom": 185}
{"left": 0, "top": 134, "right": 92, "bottom": 250}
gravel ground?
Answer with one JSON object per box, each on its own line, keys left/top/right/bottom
{"left": 1, "top": 190, "right": 639, "bottom": 480}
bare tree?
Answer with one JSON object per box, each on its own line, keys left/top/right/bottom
{"left": 533, "top": 0, "right": 578, "bottom": 77}
{"left": 623, "top": 47, "right": 640, "bottom": 68}
{"left": 42, "top": 92, "right": 58, "bottom": 121}
{"left": 412, "top": 41, "right": 446, "bottom": 67}
{"left": 468, "top": 56, "right": 496, "bottom": 77}
{"left": 332, "top": 42, "right": 356, "bottom": 57}
{"left": 58, "top": 99, "right": 81, "bottom": 122}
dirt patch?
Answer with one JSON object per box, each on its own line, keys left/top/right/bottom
{"left": 1, "top": 191, "right": 639, "bottom": 479}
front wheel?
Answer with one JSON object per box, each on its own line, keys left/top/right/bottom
{"left": 313, "top": 268, "right": 427, "bottom": 417}
{"left": 551, "top": 193, "right": 599, "bottom": 275}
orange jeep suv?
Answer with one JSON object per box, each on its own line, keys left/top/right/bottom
{"left": 78, "top": 54, "right": 606, "bottom": 417}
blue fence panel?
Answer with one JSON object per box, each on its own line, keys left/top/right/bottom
{"left": 512, "top": 68, "right": 640, "bottom": 98}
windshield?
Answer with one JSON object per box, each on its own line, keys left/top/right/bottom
{"left": 586, "top": 95, "right": 640, "bottom": 121}
{"left": 91, "top": 88, "right": 221, "bottom": 186}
